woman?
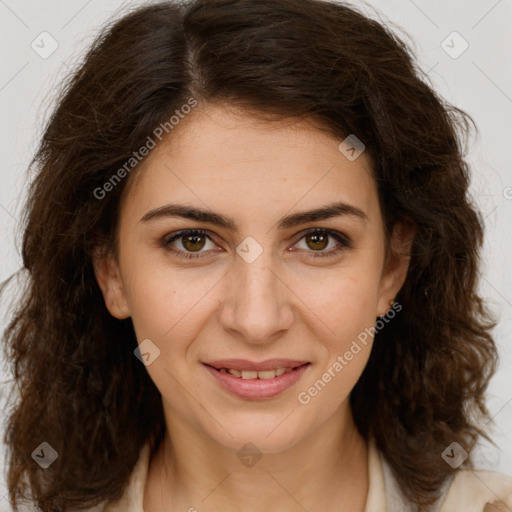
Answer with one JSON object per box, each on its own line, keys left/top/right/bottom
{"left": 2, "top": 0, "right": 511, "bottom": 511}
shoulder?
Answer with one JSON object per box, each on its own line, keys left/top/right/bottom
{"left": 372, "top": 439, "right": 512, "bottom": 512}
{"left": 440, "top": 469, "right": 512, "bottom": 511}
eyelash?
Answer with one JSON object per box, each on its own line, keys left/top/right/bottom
{"left": 161, "top": 228, "right": 351, "bottom": 260}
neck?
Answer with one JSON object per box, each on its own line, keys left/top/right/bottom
{"left": 144, "top": 400, "right": 369, "bottom": 512}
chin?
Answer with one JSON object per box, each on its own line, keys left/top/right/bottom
{"left": 205, "top": 418, "right": 306, "bottom": 455}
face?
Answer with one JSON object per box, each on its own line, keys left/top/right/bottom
{"left": 94, "top": 103, "right": 412, "bottom": 454}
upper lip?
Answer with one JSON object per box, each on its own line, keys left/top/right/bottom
{"left": 204, "top": 359, "right": 309, "bottom": 372}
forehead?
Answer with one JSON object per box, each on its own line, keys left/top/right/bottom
{"left": 121, "top": 104, "right": 380, "bottom": 227}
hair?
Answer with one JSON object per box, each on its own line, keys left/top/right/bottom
{"left": 1, "top": 0, "right": 498, "bottom": 510}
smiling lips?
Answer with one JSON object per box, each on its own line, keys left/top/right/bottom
{"left": 203, "top": 359, "right": 311, "bottom": 399}
{"left": 219, "top": 367, "right": 292, "bottom": 379}
{"left": 205, "top": 358, "right": 308, "bottom": 379}
{"left": 205, "top": 358, "right": 309, "bottom": 372}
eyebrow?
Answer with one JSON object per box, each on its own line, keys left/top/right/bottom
{"left": 139, "top": 201, "right": 368, "bottom": 230}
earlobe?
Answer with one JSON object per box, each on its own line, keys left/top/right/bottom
{"left": 92, "top": 246, "right": 131, "bottom": 319}
{"left": 377, "top": 218, "right": 416, "bottom": 316}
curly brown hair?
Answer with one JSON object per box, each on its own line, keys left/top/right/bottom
{"left": 1, "top": 0, "right": 498, "bottom": 510}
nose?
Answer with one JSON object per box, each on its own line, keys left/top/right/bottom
{"left": 218, "top": 252, "right": 294, "bottom": 344}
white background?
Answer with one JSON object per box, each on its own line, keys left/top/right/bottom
{"left": 0, "top": 0, "right": 511, "bottom": 509}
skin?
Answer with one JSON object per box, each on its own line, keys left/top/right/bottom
{"left": 93, "top": 103, "right": 414, "bottom": 512}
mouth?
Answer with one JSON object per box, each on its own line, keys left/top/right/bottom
{"left": 204, "top": 358, "right": 309, "bottom": 373}
{"left": 203, "top": 360, "right": 311, "bottom": 400}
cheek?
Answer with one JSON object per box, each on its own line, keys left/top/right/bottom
{"left": 121, "top": 259, "right": 220, "bottom": 360}
{"left": 293, "top": 263, "right": 381, "bottom": 401}
{"left": 297, "top": 264, "right": 382, "bottom": 340}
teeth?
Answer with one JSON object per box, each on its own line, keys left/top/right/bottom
{"left": 257, "top": 370, "right": 277, "bottom": 379}
{"left": 223, "top": 367, "right": 294, "bottom": 379}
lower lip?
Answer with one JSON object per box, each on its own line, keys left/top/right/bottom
{"left": 204, "top": 363, "right": 310, "bottom": 400}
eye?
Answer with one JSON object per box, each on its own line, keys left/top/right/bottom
{"left": 162, "top": 229, "right": 218, "bottom": 259}
{"left": 162, "top": 228, "right": 351, "bottom": 260}
{"left": 293, "top": 228, "right": 351, "bottom": 257}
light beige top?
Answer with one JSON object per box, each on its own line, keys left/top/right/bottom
{"left": 100, "top": 438, "right": 512, "bottom": 512}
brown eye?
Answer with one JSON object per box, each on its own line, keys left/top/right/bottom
{"left": 163, "top": 229, "right": 217, "bottom": 259}
{"left": 294, "top": 228, "right": 351, "bottom": 258}
{"left": 305, "top": 232, "right": 329, "bottom": 251}
{"left": 181, "top": 234, "right": 206, "bottom": 252}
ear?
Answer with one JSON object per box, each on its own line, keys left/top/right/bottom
{"left": 92, "top": 246, "right": 131, "bottom": 319}
{"left": 376, "top": 217, "right": 416, "bottom": 316}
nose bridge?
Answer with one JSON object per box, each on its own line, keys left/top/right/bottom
{"left": 220, "top": 243, "right": 292, "bottom": 342}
